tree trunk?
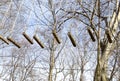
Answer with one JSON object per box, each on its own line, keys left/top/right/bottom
{"left": 80, "top": 66, "right": 84, "bottom": 81}
{"left": 94, "top": 0, "right": 120, "bottom": 81}
{"left": 48, "top": 38, "right": 55, "bottom": 81}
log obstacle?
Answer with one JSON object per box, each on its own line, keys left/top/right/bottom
{"left": 33, "top": 35, "right": 44, "bottom": 48}
{"left": 67, "top": 32, "right": 76, "bottom": 47}
{"left": 52, "top": 30, "right": 61, "bottom": 44}
{"left": 105, "top": 29, "right": 112, "bottom": 43}
{"left": 7, "top": 37, "right": 21, "bottom": 48}
{"left": 0, "top": 35, "right": 9, "bottom": 44}
{"left": 87, "top": 28, "right": 96, "bottom": 42}
{"left": 23, "top": 32, "right": 33, "bottom": 44}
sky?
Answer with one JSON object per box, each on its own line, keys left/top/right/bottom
{"left": 0, "top": 0, "right": 97, "bottom": 81}
{"left": 0, "top": 0, "right": 119, "bottom": 81}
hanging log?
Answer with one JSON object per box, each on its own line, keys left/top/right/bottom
{"left": 67, "top": 32, "right": 76, "bottom": 47}
{"left": 100, "top": 40, "right": 106, "bottom": 52}
{"left": 33, "top": 35, "right": 44, "bottom": 48}
{"left": 52, "top": 30, "right": 61, "bottom": 44}
{"left": 87, "top": 28, "right": 96, "bottom": 42}
{"left": 23, "top": 32, "right": 33, "bottom": 44}
{"left": 0, "top": 35, "right": 9, "bottom": 44}
{"left": 105, "top": 29, "right": 112, "bottom": 43}
{"left": 7, "top": 37, "right": 21, "bottom": 48}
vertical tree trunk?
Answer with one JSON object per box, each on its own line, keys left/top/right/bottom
{"left": 94, "top": 0, "right": 120, "bottom": 81}
{"left": 48, "top": 38, "right": 55, "bottom": 81}
{"left": 48, "top": 0, "right": 56, "bottom": 80}
{"left": 80, "top": 66, "right": 84, "bottom": 81}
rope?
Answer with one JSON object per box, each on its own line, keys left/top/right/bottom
{"left": 24, "top": 0, "right": 34, "bottom": 32}
{"left": 24, "top": 9, "right": 32, "bottom": 32}
{"left": 10, "top": 0, "right": 24, "bottom": 35}
{"left": 0, "top": 0, "right": 13, "bottom": 29}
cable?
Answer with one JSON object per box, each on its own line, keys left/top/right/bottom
{"left": 0, "top": 0, "right": 13, "bottom": 29}
{"left": 10, "top": 0, "right": 24, "bottom": 35}
{"left": 23, "top": 0, "right": 34, "bottom": 32}
{"left": 0, "top": 64, "right": 116, "bottom": 72}
{"left": 0, "top": 64, "right": 95, "bottom": 71}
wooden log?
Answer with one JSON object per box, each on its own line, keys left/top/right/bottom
{"left": 7, "top": 37, "right": 21, "bottom": 48}
{"left": 23, "top": 32, "right": 33, "bottom": 44}
{"left": 105, "top": 29, "right": 112, "bottom": 43}
{"left": 0, "top": 35, "right": 9, "bottom": 44}
{"left": 67, "top": 32, "right": 76, "bottom": 47}
{"left": 52, "top": 30, "right": 61, "bottom": 44}
{"left": 33, "top": 35, "right": 44, "bottom": 48}
{"left": 100, "top": 40, "right": 106, "bottom": 52}
{"left": 87, "top": 28, "right": 96, "bottom": 42}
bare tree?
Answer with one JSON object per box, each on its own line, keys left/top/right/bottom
{"left": 0, "top": 0, "right": 120, "bottom": 81}
{"left": 60, "top": 0, "right": 120, "bottom": 81}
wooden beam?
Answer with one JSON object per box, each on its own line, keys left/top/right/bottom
{"left": 87, "top": 28, "right": 96, "bottom": 42}
{"left": 33, "top": 35, "right": 44, "bottom": 48}
{"left": 7, "top": 37, "right": 21, "bottom": 48}
{"left": 105, "top": 29, "right": 112, "bottom": 43}
{"left": 23, "top": 32, "right": 33, "bottom": 44}
{"left": 52, "top": 30, "right": 61, "bottom": 44}
{"left": 0, "top": 35, "right": 9, "bottom": 44}
{"left": 68, "top": 32, "right": 76, "bottom": 47}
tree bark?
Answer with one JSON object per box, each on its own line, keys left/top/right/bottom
{"left": 48, "top": 38, "right": 55, "bottom": 81}
{"left": 94, "top": 0, "right": 120, "bottom": 81}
